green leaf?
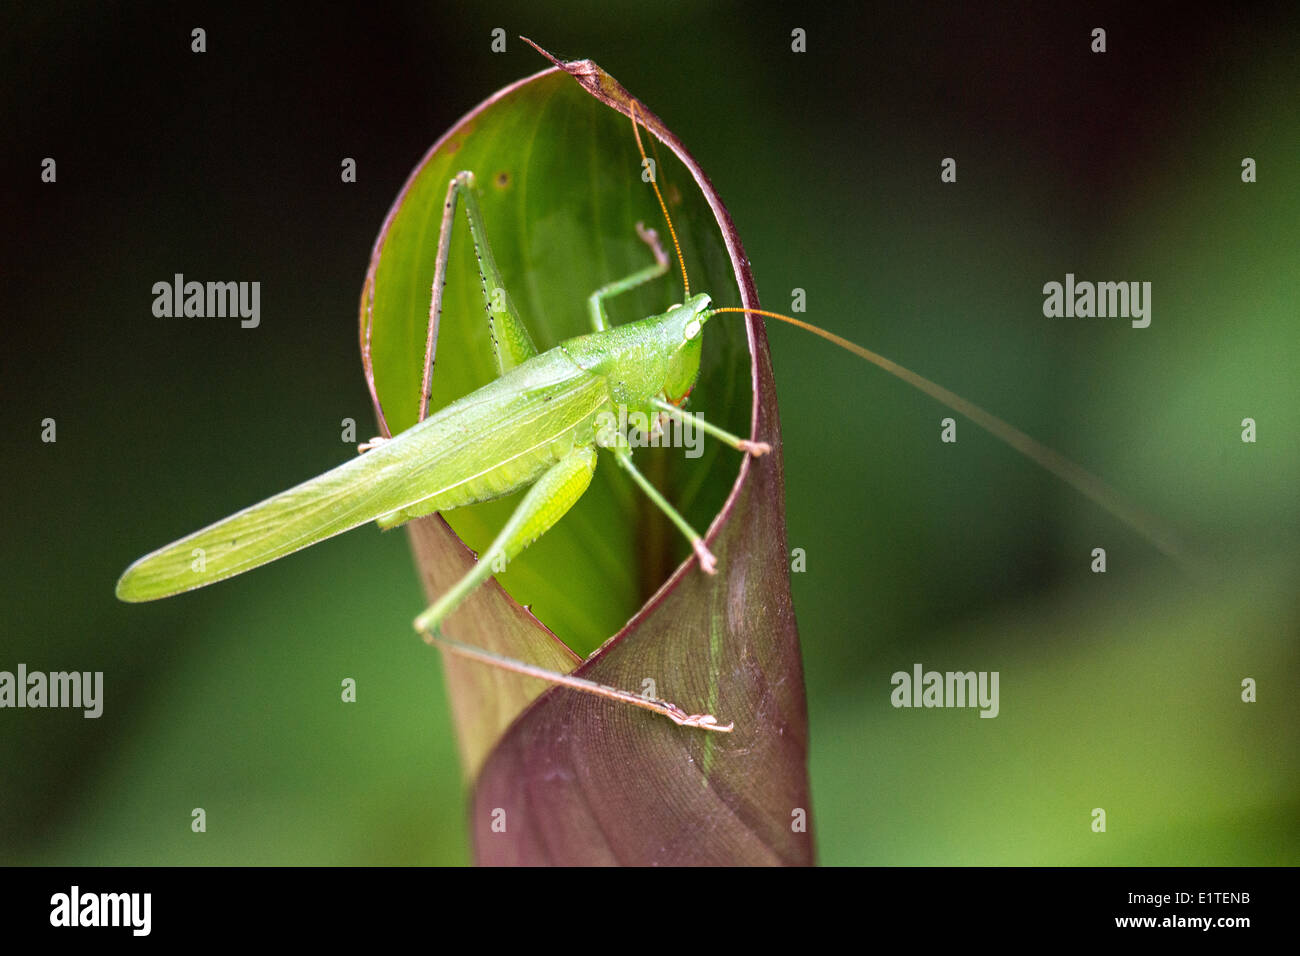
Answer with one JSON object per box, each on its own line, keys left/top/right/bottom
{"left": 363, "top": 47, "right": 811, "bottom": 864}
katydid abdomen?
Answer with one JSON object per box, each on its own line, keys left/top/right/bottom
{"left": 372, "top": 347, "right": 611, "bottom": 527}
{"left": 116, "top": 345, "right": 609, "bottom": 603}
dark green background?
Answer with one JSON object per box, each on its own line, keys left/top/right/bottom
{"left": 3, "top": 1, "right": 1296, "bottom": 864}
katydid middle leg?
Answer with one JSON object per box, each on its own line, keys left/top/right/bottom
{"left": 611, "top": 443, "right": 718, "bottom": 575}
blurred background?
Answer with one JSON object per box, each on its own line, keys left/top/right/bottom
{"left": 2, "top": 1, "right": 1296, "bottom": 865}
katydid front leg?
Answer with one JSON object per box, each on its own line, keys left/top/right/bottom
{"left": 588, "top": 222, "right": 670, "bottom": 332}
{"left": 650, "top": 396, "right": 771, "bottom": 457}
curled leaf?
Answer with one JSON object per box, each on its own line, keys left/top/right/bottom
{"left": 362, "top": 45, "right": 812, "bottom": 864}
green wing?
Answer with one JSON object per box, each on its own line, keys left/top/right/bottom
{"left": 117, "top": 351, "right": 608, "bottom": 602}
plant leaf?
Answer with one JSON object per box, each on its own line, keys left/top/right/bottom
{"left": 362, "top": 46, "right": 812, "bottom": 864}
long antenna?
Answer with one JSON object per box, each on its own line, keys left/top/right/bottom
{"left": 629, "top": 100, "right": 689, "bottom": 296}
{"left": 709, "top": 306, "right": 1192, "bottom": 569}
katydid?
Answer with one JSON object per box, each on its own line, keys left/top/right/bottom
{"left": 117, "top": 90, "right": 1185, "bottom": 736}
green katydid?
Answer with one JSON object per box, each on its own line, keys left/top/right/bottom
{"left": 117, "top": 80, "right": 1186, "bottom": 736}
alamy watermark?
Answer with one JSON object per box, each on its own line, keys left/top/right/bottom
{"left": 152, "top": 273, "right": 260, "bottom": 328}
{"left": 50, "top": 886, "right": 150, "bottom": 936}
{"left": 595, "top": 404, "right": 703, "bottom": 458}
{"left": 0, "top": 664, "right": 103, "bottom": 718}
{"left": 891, "top": 663, "right": 999, "bottom": 718}
{"left": 1042, "top": 273, "right": 1151, "bottom": 328}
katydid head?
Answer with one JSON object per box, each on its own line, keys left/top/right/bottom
{"left": 661, "top": 293, "right": 712, "bottom": 404}
{"left": 625, "top": 100, "right": 703, "bottom": 409}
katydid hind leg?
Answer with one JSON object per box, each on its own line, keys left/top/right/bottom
{"left": 424, "top": 632, "right": 732, "bottom": 732}
{"left": 411, "top": 443, "right": 733, "bottom": 732}
{"left": 420, "top": 170, "right": 541, "bottom": 422}
{"left": 413, "top": 444, "right": 598, "bottom": 635}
